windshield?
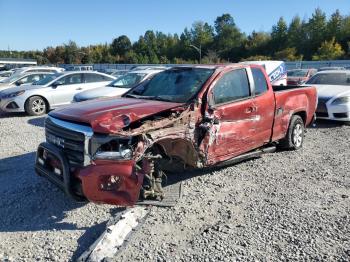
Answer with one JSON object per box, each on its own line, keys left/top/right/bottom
{"left": 33, "top": 73, "right": 62, "bottom": 85}
{"left": 0, "top": 73, "right": 22, "bottom": 83}
{"left": 124, "top": 68, "right": 214, "bottom": 103}
{"left": 288, "top": 70, "right": 308, "bottom": 77}
{"left": 306, "top": 73, "right": 350, "bottom": 86}
{"left": 109, "top": 73, "right": 146, "bottom": 88}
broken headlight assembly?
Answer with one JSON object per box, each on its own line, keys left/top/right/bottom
{"left": 91, "top": 135, "right": 133, "bottom": 161}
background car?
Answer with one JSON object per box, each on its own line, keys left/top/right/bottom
{"left": 0, "top": 72, "right": 54, "bottom": 91}
{"left": 73, "top": 68, "right": 166, "bottom": 102}
{"left": 3, "top": 66, "right": 64, "bottom": 80}
{"left": 305, "top": 70, "right": 350, "bottom": 122}
{"left": 318, "top": 66, "right": 346, "bottom": 71}
{"left": 0, "top": 71, "right": 115, "bottom": 116}
{"left": 0, "top": 70, "right": 14, "bottom": 81}
{"left": 287, "top": 68, "right": 317, "bottom": 86}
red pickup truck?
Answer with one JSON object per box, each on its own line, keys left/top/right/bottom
{"left": 35, "top": 64, "right": 317, "bottom": 206}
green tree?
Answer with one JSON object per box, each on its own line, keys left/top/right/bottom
{"left": 312, "top": 37, "right": 345, "bottom": 60}
{"left": 214, "top": 14, "right": 245, "bottom": 61}
{"left": 274, "top": 47, "right": 303, "bottom": 61}
{"left": 111, "top": 35, "right": 132, "bottom": 57}
{"left": 245, "top": 31, "right": 271, "bottom": 57}
{"left": 305, "top": 8, "right": 327, "bottom": 58}
{"left": 271, "top": 17, "right": 288, "bottom": 51}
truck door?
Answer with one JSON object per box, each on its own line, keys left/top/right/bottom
{"left": 248, "top": 66, "right": 275, "bottom": 146}
{"left": 201, "top": 68, "right": 258, "bottom": 165}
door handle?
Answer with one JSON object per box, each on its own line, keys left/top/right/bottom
{"left": 76, "top": 87, "right": 83, "bottom": 90}
{"left": 245, "top": 106, "right": 256, "bottom": 113}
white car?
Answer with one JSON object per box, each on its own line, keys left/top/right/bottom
{"left": 0, "top": 70, "right": 14, "bottom": 81}
{"left": 305, "top": 70, "right": 350, "bottom": 122}
{"left": 0, "top": 71, "right": 115, "bottom": 116}
{"left": 0, "top": 72, "right": 55, "bottom": 91}
{"left": 73, "top": 68, "right": 166, "bottom": 102}
{"left": 3, "top": 66, "right": 64, "bottom": 81}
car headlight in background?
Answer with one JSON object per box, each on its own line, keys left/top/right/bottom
{"left": 2, "top": 90, "right": 25, "bottom": 99}
{"left": 331, "top": 96, "right": 350, "bottom": 105}
{"left": 91, "top": 136, "right": 133, "bottom": 160}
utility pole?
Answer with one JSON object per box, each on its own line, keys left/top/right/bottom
{"left": 189, "top": 44, "right": 202, "bottom": 64}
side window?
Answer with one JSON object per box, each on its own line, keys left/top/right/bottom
{"left": 84, "top": 73, "right": 104, "bottom": 83}
{"left": 102, "top": 75, "right": 113, "bottom": 81}
{"left": 212, "top": 69, "right": 250, "bottom": 104}
{"left": 251, "top": 67, "right": 268, "bottom": 95}
{"left": 27, "top": 74, "right": 41, "bottom": 83}
{"left": 55, "top": 74, "right": 82, "bottom": 85}
{"left": 19, "top": 76, "right": 29, "bottom": 84}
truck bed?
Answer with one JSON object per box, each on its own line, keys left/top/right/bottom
{"left": 271, "top": 85, "right": 317, "bottom": 142}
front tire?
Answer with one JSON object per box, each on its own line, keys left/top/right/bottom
{"left": 279, "top": 115, "right": 304, "bottom": 150}
{"left": 25, "top": 96, "right": 47, "bottom": 116}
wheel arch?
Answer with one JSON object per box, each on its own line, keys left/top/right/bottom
{"left": 292, "top": 110, "right": 307, "bottom": 125}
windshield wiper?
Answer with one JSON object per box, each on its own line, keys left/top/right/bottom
{"left": 142, "top": 96, "right": 174, "bottom": 102}
{"left": 124, "top": 94, "right": 174, "bottom": 102}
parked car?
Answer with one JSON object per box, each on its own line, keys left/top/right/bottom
{"left": 73, "top": 68, "right": 165, "bottom": 102}
{"left": 318, "top": 66, "right": 346, "bottom": 72}
{"left": 110, "top": 69, "right": 129, "bottom": 78}
{"left": 287, "top": 68, "right": 317, "bottom": 86}
{"left": 0, "top": 71, "right": 115, "bottom": 116}
{"left": 34, "top": 64, "right": 317, "bottom": 206}
{"left": 0, "top": 72, "right": 54, "bottom": 91}
{"left": 0, "top": 70, "right": 14, "bottom": 81}
{"left": 305, "top": 70, "right": 350, "bottom": 122}
{"left": 240, "top": 61, "right": 287, "bottom": 85}
{"left": 3, "top": 66, "right": 64, "bottom": 81}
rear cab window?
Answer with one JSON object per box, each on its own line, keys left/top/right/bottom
{"left": 251, "top": 67, "right": 268, "bottom": 95}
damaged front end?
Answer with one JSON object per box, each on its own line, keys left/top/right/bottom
{"left": 35, "top": 104, "right": 205, "bottom": 206}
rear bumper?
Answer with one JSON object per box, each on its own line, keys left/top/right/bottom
{"left": 35, "top": 142, "right": 144, "bottom": 206}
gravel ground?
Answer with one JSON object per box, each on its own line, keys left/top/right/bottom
{"left": 0, "top": 112, "right": 349, "bottom": 261}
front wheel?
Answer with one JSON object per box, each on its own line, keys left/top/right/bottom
{"left": 25, "top": 96, "right": 47, "bottom": 116}
{"left": 279, "top": 115, "right": 305, "bottom": 150}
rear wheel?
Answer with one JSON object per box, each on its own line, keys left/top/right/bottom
{"left": 279, "top": 115, "right": 304, "bottom": 150}
{"left": 25, "top": 96, "right": 47, "bottom": 116}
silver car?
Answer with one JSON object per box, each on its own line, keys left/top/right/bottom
{"left": 73, "top": 68, "right": 166, "bottom": 102}
{"left": 0, "top": 71, "right": 115, "bottom": 116}
{"left": 0, "top": 72, "right": 54, "bottom": 91}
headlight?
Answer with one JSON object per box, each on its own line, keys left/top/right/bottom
{"left": 92, "top": 136, "right": 133, "bottom": 160}
{"left": 2, "top": 90, "right": 25, "bottom": 99}
{"left": 332, "top": 96, "right": 350, "bottom": 105}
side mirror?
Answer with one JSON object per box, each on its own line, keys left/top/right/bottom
{"left": 51, "top": 82, "right": 59, "bottom": 88}
{"left": 15, "top": 80, "right": 24, "bottom": 86}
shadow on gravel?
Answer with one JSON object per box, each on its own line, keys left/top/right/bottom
{"left": 27, "top": 116, "right": 46, "bottom": 127}
{"left": 0, "top": 152, "right": 87, "bottom": 233}
{"left": 71, "top": 207, "right": 126, "bottom": 260}
{"left": 0, "top": 111, "right": 28, "bottom": 118}
{"left": 310, "top": 119, "right": 348, "bottom": 129}
{"left": 71, "top": 220, "right": 108, "bottom": 261}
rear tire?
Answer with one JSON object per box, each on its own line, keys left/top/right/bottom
{"left": 279, "top": 115, "right": 304, "bottom": 150}
{"left": 25, "top": 96, "right": 47, "bottom": 116}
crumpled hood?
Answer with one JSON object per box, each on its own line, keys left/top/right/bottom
{"left": 74, "top": 86, "right": 129, "bottom": 101}
{"left": 314, "top": 84, "right": 350, "bottom": 100}
{"left": 50, "top": 97, "right": 184, "bottom": 133}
